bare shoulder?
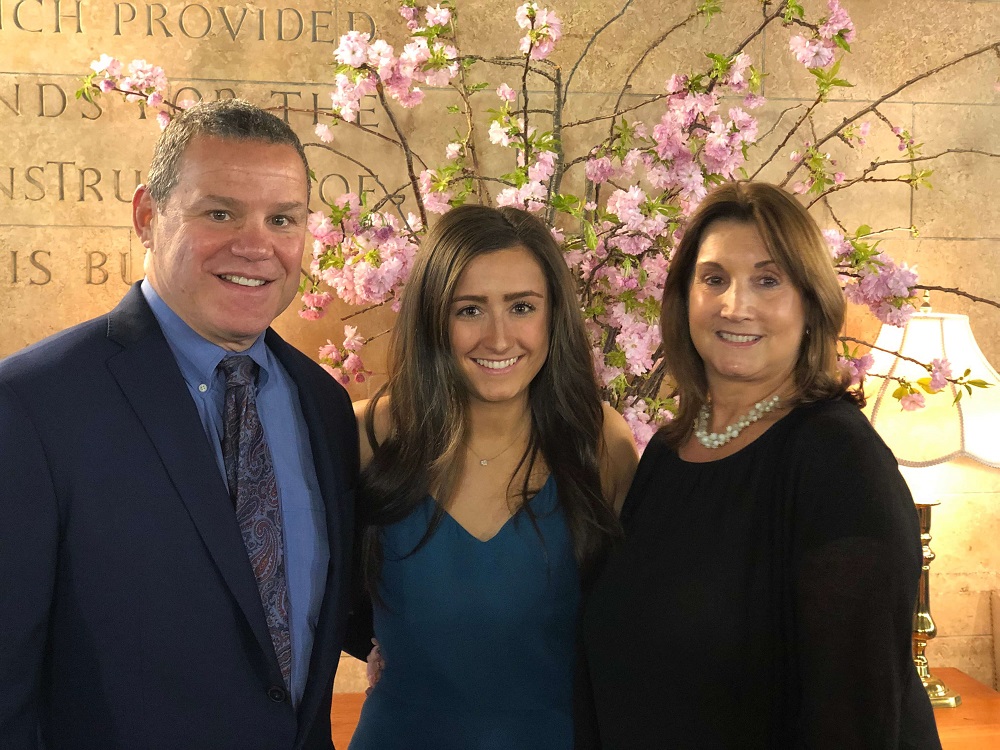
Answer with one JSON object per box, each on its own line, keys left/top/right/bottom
{"left": 354, "top": 396, "right": 392, "bottom": 468}
{"left": 600, "top": 403, "right": 639, "bottom": 514}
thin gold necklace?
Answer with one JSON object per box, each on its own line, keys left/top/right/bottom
{"left": 467, "top": 427, "right": 527, "bottom": 466}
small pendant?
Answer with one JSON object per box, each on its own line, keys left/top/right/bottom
{"left": 480, "top": 459, "right": 488, "bottom": 466}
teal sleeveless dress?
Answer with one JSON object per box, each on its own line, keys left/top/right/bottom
{"left": 349, "top": 476, "right": 579, "bottom": 750}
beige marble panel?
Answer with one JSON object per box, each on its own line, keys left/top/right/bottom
{"left": 926, "top": 634, "right": 996, "bottom": 688}
{"left": 0, "top": 224, "right": 137, "bottom": 356}
{"left": 334, "top": 653, "right": 369, "bottom": 694}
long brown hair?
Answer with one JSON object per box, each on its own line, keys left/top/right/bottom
{"left": 360, "top": 204, "right": 620, "bottom": 596}
{"left": 659, "top": 181, "right": 857, "bottom": 447}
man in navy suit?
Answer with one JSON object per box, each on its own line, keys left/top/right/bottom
{"left": 0, "top": 99, "right": 362, "bottom": 748}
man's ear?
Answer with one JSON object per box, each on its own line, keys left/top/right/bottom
{"left": 132, "top": 185, "right": 156, "bottom": 249}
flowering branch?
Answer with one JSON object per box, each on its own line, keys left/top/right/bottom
{"left": 79, "top": 0, "right": 1000, "bottom": 447}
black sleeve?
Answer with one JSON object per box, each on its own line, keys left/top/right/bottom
{"left": 787, "top": 403, "right": 939, "bottom": 749}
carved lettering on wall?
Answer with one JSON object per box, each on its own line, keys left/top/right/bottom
{"left": 0, "top": 1, "right": 375, "bottom": 39}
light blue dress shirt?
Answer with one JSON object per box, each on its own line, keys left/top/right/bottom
{"left": 142, "top": 280, "right": 328, "bottom": 707}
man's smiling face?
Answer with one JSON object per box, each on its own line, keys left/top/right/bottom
{"left": 135, "top": 135, "right": 309, "bottom": 351}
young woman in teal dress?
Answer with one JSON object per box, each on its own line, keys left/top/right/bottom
{"left": 349, "top": 204, "right": 638, "bottom": 750}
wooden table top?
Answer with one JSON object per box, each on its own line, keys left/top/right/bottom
{"left": 329, "top": 667, "right": 1000, "bottom": 749}
{"left": 931, "top": 667, "right": 1000, "bottom": 750}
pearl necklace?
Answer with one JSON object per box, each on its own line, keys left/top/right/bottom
{"left": 694, "top": 394, "right": 781, "bottom": 449}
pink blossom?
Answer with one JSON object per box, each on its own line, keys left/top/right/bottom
{"left": 425, "top": 4, "right": 451, "bottom": 26}
{"left": 674, "top": 161, "right": 707, "bottom": 203}
{"left": 833, "top": 171, "right": 845, "bottom": 184}
{"left": 515, "top": 2, "right": 535, "bottom": 28}
{"left": 318, "top": 340, "right": 342, "bottom": 364}
{"left": 335, "top": 31, "right": 371, "bottom": 67}
{"left": 423, "top": 190, "right": 452, "bottom": 214}
{"left": 607, "top": 187, "right": 646, "bottom": 231}
{"left": 445, "top": 142, "right": 462, "bottom": 160}
{"left": 156, "top": 111, "right": 171, "bottom": 130}
{"left": 900, "top": 392, "right": 926, "bottom": 411}
{"left": 664, "top": 74, "right": 687, "bottom": 94}
{"left": 299, "top": 308, "right": 322, "bottom": 321}
{"left": 839, "top": 352, "right": 874, "bottom": 387}
{"left": 723, "top": 52, "right": 753, "bottom": 92}
{"left": 98, "top": 78, "right": 116, "bottom": 93}
{"left": 819, "top": 0, "right": 855, "bottom": 43}
{"left": 929, "top": 358, "right": 953, "bottom": 391}
{"left": 823, "top": 229, "right": 852, "bottom": 260}
{"left": 496, "top": 83, "right": 517, "bottom": 103}
{"left": 489, "top": 120, "right": 514, "bottom": 147}
{"left": 315, "top": 123, "right": 335, "bottom": 143}
{"left": 91, "top": 54, "right": 123, "bottom": 77}
{"left": 528, "top": 151, "right": 556, "bottom": 182}
{"left": 302, "top": 291, "right": 333, "bottom": 310}
{"left": 789, "top": 35, "right": 835, "bottom": 68}
{"left": 342, "top": 352, "right": 365, "bottom": 374}
{"left": 585, "top": 156, "right": 614, "bottom": 184}
{"left": 743, "top": 93, "right": 767, "bottom": 109}
{"left": 343, "top": 325, "right": 366, "bottom": 352}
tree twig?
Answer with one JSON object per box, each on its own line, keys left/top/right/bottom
{"left": 564, "top": 0, "right": 636, "bottom": 97}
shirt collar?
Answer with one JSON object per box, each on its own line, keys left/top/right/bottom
{"left": 141, "top": 278, "right": 271, "bottom": 388}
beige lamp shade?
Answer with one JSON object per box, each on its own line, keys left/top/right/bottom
{"left": 864, "top": 311, "right": 1000, "bottom": 468}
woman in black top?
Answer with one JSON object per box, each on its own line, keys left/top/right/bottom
{"left": 580, "top": 182, "right": 941, "bottom": 749}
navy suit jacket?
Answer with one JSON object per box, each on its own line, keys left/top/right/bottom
{"left": 0, "top": 283, "right": 360, "bottom": 749}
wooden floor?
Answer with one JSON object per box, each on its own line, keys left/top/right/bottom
{"left": 330, "top": 667, "right": 1000, "bottom": 749}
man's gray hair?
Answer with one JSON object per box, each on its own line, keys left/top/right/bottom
{"left": 145, "top": 98, "right": 310, "bottom": 204}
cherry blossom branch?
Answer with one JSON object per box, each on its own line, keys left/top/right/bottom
{"left": 784, "top": 39, "right": 1000, "bottom": 184}
{"left": 750, "top": 99, "right": 821, "bottom": 180}
{"left": 564, "top": 0, "right": 636, "bottom": 97}
{"left": 840, "top": 335, "right": 927, "bottom": 366}
{"left": 806, "top": 148, "right": 1000, "bottom": 207}
{"left": 609, "top": 9, "right": 701, "bottom": 140}
{"left": 341, "top": 299, "right": 392, "bottom": 320}
{"left": 562, "top": 93, "right": 670, "bottom": 129}
{"left": 279, "top": 105, "right": 427, "bottom": 169}
{"left": 914, "top": 285, "right": 1000, "bottom": 310}
{"left": 375, "top": 86, "right": 427, "bottom": 228}
{"left": 464, "top": 55, "right": 559, "bottom": 84}
{"left": 305, "top": 143, "right": 394, "bottom": 198}
{"left": 451, "top": 21, "right": 488, "bottom": 204}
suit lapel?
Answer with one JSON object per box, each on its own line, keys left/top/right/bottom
{"left": 105, "top": 285, "right": 283, "bottom": 681}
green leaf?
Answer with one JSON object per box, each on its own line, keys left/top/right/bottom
{"left": 467, "top": 82, "right": 490, "bottom": 93}
{"left": 892, "top": 384, "right": 910, "bottom": 400}
{"left": 783, "top": 0, "right": 805, "bottom": 22}
{"left": 967, "top": 379, "right": 993, "bottom": 388}
{"left": 953, "top": 389, "right": 964, "bottom": 405}
{"left": 446, "top": 105, "right": 461, "bottom": 113}
{"left": 583, "top": 222, "right": 598, "bottom": 251}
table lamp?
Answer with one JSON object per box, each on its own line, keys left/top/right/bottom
{"left": 865, "top": 299, "right": 1000, "bottom": 708}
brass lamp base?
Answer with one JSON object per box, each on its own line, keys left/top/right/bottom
{"left": 912, "top": 501, "right": 961, "bottom": 708}
{"left": 923, "top": 674, "right": 962, "bottom": 708}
